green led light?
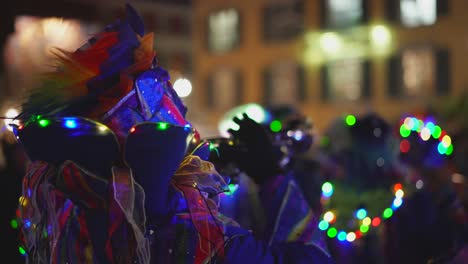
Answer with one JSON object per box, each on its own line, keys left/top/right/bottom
{"left": 156, "top": 122, "right": 169, "bottom": 130}
{"left": 383, "top": 208, "right": 393, "bottom": 219}
{"left": 10, "top": 219, "right": 18, "bottom": 229}
{"left": 327, "top": 227, "right": 337, "bottom": 238}
{"left": 432, "top": 125, "right": 442, "bottom": 139}
{"left": 322, "top": 182, "right": 333, "bottom": 193}
{"left": 209, "top": 143, "right": 216, "bottom": 151}
{"left": 19, "top": 246, "right": 26, "bottom": 255}
{"left": 445, "top": 144, "right": 453, "bottom": 155}
{"left": 225, "top": 183, "right": 239, "bottom": 196}
{"left": 345, "top": 115, "right": 356, "bottom": 126}
{"left": 360, "top": 225, "right": 369, "bottom": 233}
{"left": 38, "top": 119, "right": 50, "bottom": 127}
{"left": 400, "top": 124, "right": 411, "bottom": 138}
{"left": 270, "top": 120, "right": 282, "bottom": 132}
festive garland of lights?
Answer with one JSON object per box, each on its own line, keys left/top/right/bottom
{"left": 317, "top": 181, "right": 404, "bottom": 243}
{"left": 398, "top": 116, "right": 454, "bottom": 156}
{"left": 317, "top": 114, "right": 405, "bottom": 243}
{"left": 317, "top": 115, "right": 454, "bottom": 243}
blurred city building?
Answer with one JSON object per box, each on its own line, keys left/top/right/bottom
{"left": 191, "top": 0, "right": 467, "bottom": 135}
{"left": 0, "top": 0, "right": 195, "bottom": 136}
{"left": 1, "top": 0, "right": 467, "bottom": 137}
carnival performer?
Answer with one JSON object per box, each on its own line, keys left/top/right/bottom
{"left": 385, "top": 115, "right": 467, "bottom": 264}
{"left": 210, "top": 105, "right": 328, "bottom": 251}
{"left": 12, "top": 4, "right": 333, "bottom": 264}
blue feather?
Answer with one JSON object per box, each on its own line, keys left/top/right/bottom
{"left": 125, "top": 3, "right": 145, "bottom": 37}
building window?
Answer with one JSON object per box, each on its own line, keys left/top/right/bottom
{"left": 263, "top": 62, "right": 305, "bottom": 106}
{"left": 387, "top": 46, "right": 450, "bottom": 98}
{"left": 207, "top": 68, "right": 242, "bottom": 110}
{"left": 386, "top": 0, "right": 449, "bottom": 27}
{"left": 400, "top": 0, "right": 437, "bottom": 27}
{"left": 321, "top": 58, "right": 370, "bottom": 101}
{"left": 321, "top": 0, "right": 367, "bottom": 29}
{"left": 207, "top": 8, "right": 240, "bottom": 53}
{"left": 402, "top": 47, "right": 435, "bottom": 96}
{"left": 263, "top": 0, "right": 304, "bottom": 42}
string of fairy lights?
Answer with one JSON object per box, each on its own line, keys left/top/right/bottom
{"left": 316, "top": 114, "right": 401, "bottom": 242}
{"left": 9, "top": 114, "right": 456, "bottom": 253}
{"left": 317, "top": 181, "right": 404, "bottom": 243}
{"left": 317, "top": 114, "right": 454, "bottom": 243}
{"left": 399, "top": 116, "right": 453, "bottom": 156}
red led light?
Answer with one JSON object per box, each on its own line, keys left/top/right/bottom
{"left": 400, "top": 139, "right": 410, "bottom": 153}
{"left": 393, "top": 183, "right": 403, "bottom": 192}
{"left": 355, "top": 231, "right": 362, "bottom": 239}
{"left": 372, "top": 217, "right": 381, "bottom": 227}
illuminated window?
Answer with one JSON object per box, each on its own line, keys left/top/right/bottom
{"left": 207, "top": 68, "right": 243, "bottom": 110}
{"left": 322, "top": 58, "right": 370, "bottom": 101}
{"left": 263, "top": 62, "right": 305, "bottom": 105}
{"left": 263, "top": 0, "right": 304, "bottom": 41}
{"left": 400, "top": 0, "right": 437, "bottom": 27}
{"left": 388, "top": 47, "right": 450, "bottom": 97}
{"left": 386, "top": 0, "right": 448, "bottom": 27}
{"left": 208, "top": 8, "right": 240, "bottom": 53}
{"left": 322, "top": 0, "right": 367, "bottom": 29}
{"left": 402, "top": 48, "right": 435, "bottom": 96}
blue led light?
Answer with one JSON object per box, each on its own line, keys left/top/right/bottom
{"left": 356, "top": 208, "right": 367, "bottom": 220}
{"left": 318, "top": 220, "right": 329, "bottom": 231}
{"left": 337, "top": 231, "right": 347, "bottom": 241}
{"left": 64, "top": 118, "right": 78, "bottom": 129}
{"left": 392, "top": 198, "right": 403, "bottom": 209}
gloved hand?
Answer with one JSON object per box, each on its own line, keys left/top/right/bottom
{"left": 227, "top": 113, "right": 284, "bottom": 185}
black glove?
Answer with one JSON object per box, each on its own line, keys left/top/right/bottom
{"left": 227, "top": 113, "right": 283, "bottom": 185}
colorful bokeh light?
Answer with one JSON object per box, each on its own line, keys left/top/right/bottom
{"left": 345, "top": 115, "right": 356, "bottom": 126}
{"left": 270, "top": 120, "right": 282, "bottom": 132}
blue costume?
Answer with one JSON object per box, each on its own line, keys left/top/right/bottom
{"left": 210, "top": 106, "right": 329, "bottom": 254}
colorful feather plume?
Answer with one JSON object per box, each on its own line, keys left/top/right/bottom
{"left": 18, "top": 4, "right": 155, "bottom": 122}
